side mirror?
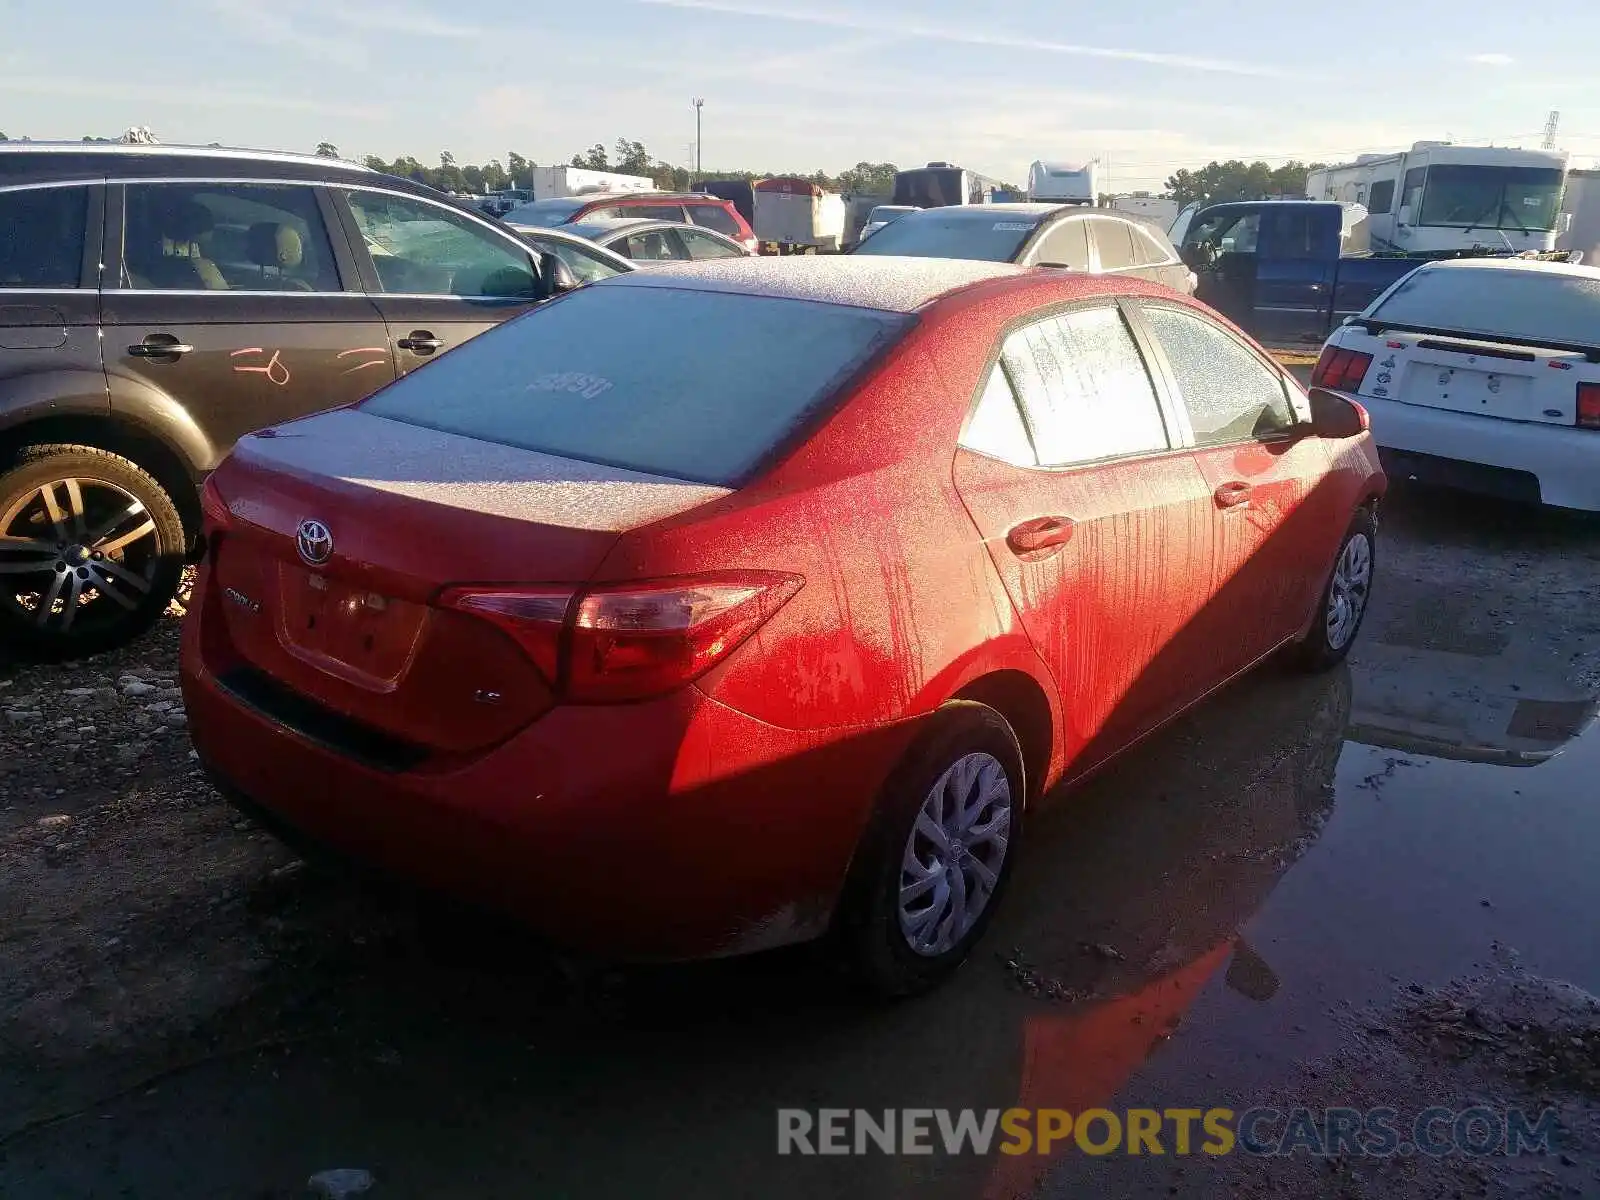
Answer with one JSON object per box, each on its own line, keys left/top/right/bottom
{"left": 538, "top": 251, "right": 579, "bottom": 299}
{"left": 1306, "top": 386, "right": 1370, "bottom": 439}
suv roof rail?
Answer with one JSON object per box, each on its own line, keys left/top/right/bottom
{"left": 0, "top": 141, "right": 373, "bottom": 171}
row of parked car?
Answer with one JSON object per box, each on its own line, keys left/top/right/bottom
{"left": 0, "top": 141, "right": 1583, "bottom": 995}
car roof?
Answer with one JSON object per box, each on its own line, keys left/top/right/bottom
{"left": 1414, "top": 257, "right": 1600, "bottom": 281}
{"left": 0, "top": 141, "right": 371, "bottom": 171}
{"left": 599, "top": 255, "right": 1025, "bottom": 313}
{"left": 896, "top": 203, "right": 1062, "bottom": 224}
{"left": 568, "top": 217, "right": 675, "bottom": 235}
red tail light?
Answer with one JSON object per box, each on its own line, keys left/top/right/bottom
{"left": 1311, "top": 345, "right": 1375, "bottom": 392}
{"left": 439, "top": 572, "right": 802, "bottom": 703}
{"left": 1578, "top": 382, "right": 1600, "bottom": 430}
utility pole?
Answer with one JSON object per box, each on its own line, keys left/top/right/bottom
{"left": 692, "top": 98, "right": 705, "bottom": 183}
{"left": 1543, "top": 110, "right": 1561, "bottom": 150}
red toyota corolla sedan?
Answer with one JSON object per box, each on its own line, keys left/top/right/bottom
{"left": 180, "top": 257, "right": 1384, "bottom": 995}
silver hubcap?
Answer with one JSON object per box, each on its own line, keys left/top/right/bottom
{"left": 0, "top": 477, "right": 158, "bottom": 633}
{"left": 1326, "top": 531, "right": 1373, "bottom": 651}
{"left": 897, "top": 752, "right": 1013, "bottom": 957}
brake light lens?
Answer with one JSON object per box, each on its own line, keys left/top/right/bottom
{"left": 1579, "top": 383, "right": 1600, "bottom": 430}
{"left": 439, "top": 572, "right": 802, "bottom": 702}
{"left": 1311, "top": 345, "right": 1375, "bottom": 392}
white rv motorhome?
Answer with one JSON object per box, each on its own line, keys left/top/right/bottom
{"left": 1305, "top": 142, "right": 1569, "bottom": 254}
{"left": 1027, "top": 160, "right": 1097, "bottom": 205}
{"left": 1110, "top": 195, "right": 1180, "bottom": 229}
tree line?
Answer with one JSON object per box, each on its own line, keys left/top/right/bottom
{"left": 1163, "top": 160, "right": 1326, "bottom": 208}
{"left": 346, "top": 137, "right": 900, "bottom": 198}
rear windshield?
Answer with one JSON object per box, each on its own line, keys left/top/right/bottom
{"left": 1367, "top": 266, "right": 1600, "bottom": 347}
{"left": 853, "top": 213, "right": 1036, "bottom": 262}
{"left": 359, "top": 285, "right": 909, "bottom": 485}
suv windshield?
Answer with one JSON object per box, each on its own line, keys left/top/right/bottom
{"left": 1417, "top": 165, "right": 1564, "bottom": 232}
{"left": 853, "top": 212, "right": 1038, "bottom": 261}
{"left": 359, "top": 284, "right": 909, "bottom": 484}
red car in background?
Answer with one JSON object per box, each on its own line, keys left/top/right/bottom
{"left": 501, "top": 191, "right": 758, "bottom": 254}
{"left": 180, "top": 257, "right": 1384, "bottom": 996}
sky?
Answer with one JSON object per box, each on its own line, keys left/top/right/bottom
{"left": 5, "top": 0, "right": 1600, "bottom": 192}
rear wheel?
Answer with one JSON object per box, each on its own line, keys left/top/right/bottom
{"left": 0, "top": 445, "right": 186, "bottom": 660}
{"left": 1289, "top": 508, "right": 1376, "bottom": 672}
{"left": 838, "top": 702, "right": 1024, "bottom": 998}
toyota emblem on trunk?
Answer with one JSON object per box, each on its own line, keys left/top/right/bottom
{"left": 296, "top": 519, "right": 333, "bottom": 565}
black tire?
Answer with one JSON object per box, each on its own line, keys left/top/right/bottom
{"left": 837, "top": 701, "right": 1026, "bottom": 998}
{"left": 0, "top": 444, "right": 187, "bottom": 661}
{"left": 1289, "top": 507, "right": 1377, "bottom": 673}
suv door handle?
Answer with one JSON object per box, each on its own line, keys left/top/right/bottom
{"left": 397, "top": 331, "right": 444, "bottom": 354}
{"left": 1214, "top": 480, "right": 1253, "bottom": 509}
{"left": 1006, "top": 515, "right": 1075, "bottom": 557}
{"left": 127, "top": 335, "right": 194, "bottom": 358}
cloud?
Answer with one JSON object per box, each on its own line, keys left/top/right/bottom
{"left": 635, "top": 0, "right": 1294, "bottom": 78}
{"left": 0, "top": 76, "right": 383, "bottom": 121}
{"left": 1468, "top": 52, "right": 1515, "bottom": 66}
{"left": 197, "top": 0, "right": 481, "bottom": 67}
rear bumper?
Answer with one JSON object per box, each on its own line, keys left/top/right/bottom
{"left": 1363, "top": 395, "right": 1600, "bottom": 511}
{"left": 181, "top": 598, "right": 918, "bottom": 961}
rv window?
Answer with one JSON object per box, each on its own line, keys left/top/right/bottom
{"left": 1368, "top": 179, "right": 1396, "bottom": 215}
{"left": 1401, "top": 168, "right": 1426, "bottom": 217}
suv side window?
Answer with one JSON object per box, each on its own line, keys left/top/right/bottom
{"left": 343, "top": 189, "right": 538, "bottom": 298}
{"left": 0, "top": 186, "right": 88, "bottom": 288}
{"left": 1089, "top": 218, "right": 1136, "bottom": 270}
{"left": 121, "top": 182, "right": 339, "bottom": 292}
{"left": 1032, "top": 219, "right": 1090, "bottom": 269}
{"left": 960, "top": 363, "right": 1036, "bottom": 465}
{"left": 629, "top": 204, "right": 690, "bottom": 222}
{"left": 1000, "top": 305, "right": 1169, "bottom": 466}
{"left": 1143, "top": 304, "right": 1296, "bottom": 445}
{"left": 1131, "top": 226, "right": 1173, "bottom": 266}
{"left": 617, "top": 229, "right": 684, "bottom": 261}
{"left": 690, "top": 203, "right": 742, "bottom": 237}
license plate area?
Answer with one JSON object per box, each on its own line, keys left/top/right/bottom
{"left": 275, "top": 563, "right": 427, "bottom": 690}
{"left": 1402, "top": 363, "right": 1530, "bottom": 416}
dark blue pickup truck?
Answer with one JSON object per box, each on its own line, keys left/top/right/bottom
{"left": 1172, "top": 200, "right": 1431, "bottom": 346}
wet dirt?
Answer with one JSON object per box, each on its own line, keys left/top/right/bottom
{"left": 2, "top": 488, "right": 1599, "bottom": 1199}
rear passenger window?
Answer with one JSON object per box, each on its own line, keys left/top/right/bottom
{"left": 124, "top": 183, "right": 339, "bottom": 292}
{"left": 1000, "top": 306, "right": 1169, "bottom": 466}
{"left": 961, "top": 365, "right": 1036, "bottom": 465}
{"left": 1143, "top": 305, "right": 1296, "bottom": 445}
{"left": 629, "top": 205, "right": 689, "bottom": 222}
{"left": 0, "top": 186, "right": 87, "bottom": 288}
{"left": 691, "top": 204, "right": 742, "bottom": 236}
{"left": 1089, "top": 219, "right": 1136, "bottom": 270}
{"left": 1032, "top": 220, "right": 1090, "bottom": 270}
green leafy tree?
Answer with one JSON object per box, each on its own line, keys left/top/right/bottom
{"left": 834, "top": 161, "right": 898, "bottom": 196}
{"left": 315, "top": 141, "right": 340, "bottom": 158}
{"left": 613, "top": 138, "right": 651, "bottom": 176}
{"left": 483, "top": 159, "right": 510, "bottom": 191}
{"left": 570, "top": 143, "right": 609, "bottom": 170}
{"left": 505, "top": 152, "right": 536, "bottom": 190}
{"left": 1165, "top": 160, "right": 1325, "bottom": 208}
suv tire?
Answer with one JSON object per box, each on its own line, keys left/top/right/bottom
{"left": 0, "top": 444, "right": 187, "bottom": 660}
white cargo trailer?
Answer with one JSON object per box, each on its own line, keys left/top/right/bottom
{"left": 751, "top": 177, "right": 847, "bottom": 252}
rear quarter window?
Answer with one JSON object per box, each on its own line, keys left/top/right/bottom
{"left": 359, "top": 285, "right": 910, "bottom": 485}
{"left": 690, "top": 204, "right": 742, "bottom": 236}
{"left": 0, "top": 186, "right": 87, "bottom": 288}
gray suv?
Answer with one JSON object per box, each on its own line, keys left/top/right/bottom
{"left": 0, "top": 142, "right": 591, "bottom": 659}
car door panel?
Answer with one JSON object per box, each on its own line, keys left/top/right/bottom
{"left": 950, "top": 305, "right": 1219, "bottom": 777}
{"left": 1136, "top": 301, "right": 1339, "bottom": 677}
{"left": 102, "top": 182, "right": 395, "bottom": 468}
{"left": 332, "top": 187, "right": 545, "bottom": 374}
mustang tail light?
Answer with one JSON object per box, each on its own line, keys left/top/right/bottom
{"left": 439, "top": 572, "right": 803, "bottom": 702}
{"left": 1311, "top": 345, "right": 1374, "bottom": 392}
{"left": 1577, "top": 382, "right": 1600, "bottom": 430}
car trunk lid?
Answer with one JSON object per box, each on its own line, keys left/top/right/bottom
{"left": 205, "top": 409, "right": 731, "bottom": 755}
{"left": 1355, "top": 330, "right": 1585, "bottom": 425}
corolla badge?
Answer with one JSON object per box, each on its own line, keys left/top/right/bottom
{"left": 296, "top": 519, "right": 333, "bottom": 566}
